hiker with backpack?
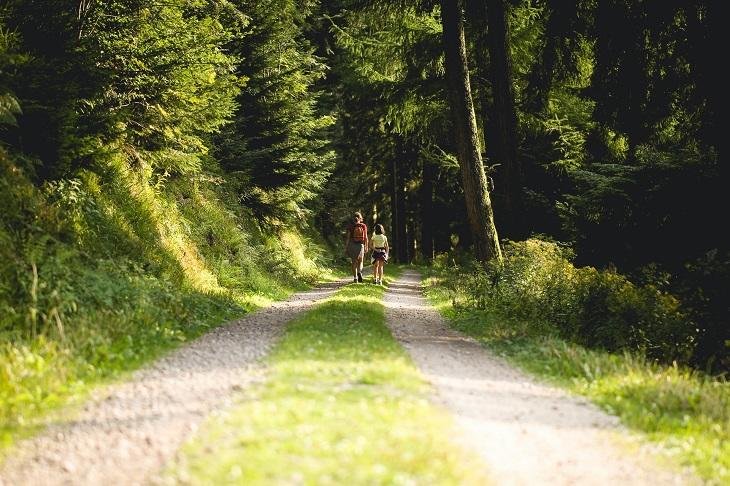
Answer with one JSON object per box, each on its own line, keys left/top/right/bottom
{"left": 370, "top": 224, "right": 389, "bottom": 285}
{"left": 345, "top": 212, "right": 368, "bottom": 283}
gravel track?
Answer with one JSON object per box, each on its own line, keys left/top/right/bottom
{"left": 383, "top": 270, "right": 697, "bottom": 486}
{"left": 0, "top": 280, "right": 347, "bottom": 486}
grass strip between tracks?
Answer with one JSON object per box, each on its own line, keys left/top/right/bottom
{"left": 169, "top": 269, "right": 488, "bottom": 485}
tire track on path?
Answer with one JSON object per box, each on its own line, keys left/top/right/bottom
{"left": 383, "top": 269, "right": 696, "bottom": 486}
{"left": 0, "top": 279, "right": 348, "bottom": 486}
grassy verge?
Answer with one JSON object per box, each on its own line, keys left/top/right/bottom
{"left": 167, "top": 271, "right": 488, "bottom": 485}
{"left": 0, "top": 157, "right": 341, "bottom": 455}
{"left": 0, "top": 271, "right": 307, "bottom": 454}
{"left": 422, "top": 270, "right": 729, "bottom": 483}
{"left": 0, "top": 253, "right": 340, "bottom": 457}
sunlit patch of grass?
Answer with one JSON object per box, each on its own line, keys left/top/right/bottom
{"left": 168, "top": 274, "right": 489, "bottom": 485}
{"left": 423, "top": 271, "right": 730, "bottom": 484}
{"left": 0, "top": 285, "right": 245, "bottom": 454}
{"left": 0, "top": 158, "right": 336, "bottom": 456}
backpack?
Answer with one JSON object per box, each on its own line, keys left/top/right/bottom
{"left": 351, "top": 223, "right": 366, "bottom": 242}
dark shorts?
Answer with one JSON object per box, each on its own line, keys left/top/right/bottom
{"left": 347, "top": 241, "right": 365, "bottom": 260}
{"left": 371, "top": 249, "right": 388, "bottom": 263}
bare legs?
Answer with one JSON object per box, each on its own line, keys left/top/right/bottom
{"left": 351, "top": 257, "right": 363, "bottom": 280}
{"left": 372, "top": 259, "right": 384, "bottom": 283}
{"left": 351, "top": 252, "right": 363, "bottom": 282}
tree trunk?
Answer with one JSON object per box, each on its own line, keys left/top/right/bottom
{"left": 395, "top": 176, "right": 408, "bottom": 263}
{"left": 440, "top": 0, "right": 502, "bottom": 262}
{"left": 420, "top": 158, "right": 435, "bottom": 262}
{"left": 485, "top": 0, "right": 523, "bottom": 239}
{"left": 464, "top": 0, "right": 493, "bottom": 158}
{"left": 390, "top": 145, "right": 409, "bottom": 263}
{"left": 390, "top": 154, "right": 399, "bottom": 262}
{"left": 395, "top": 140, "right": 410, "bottom": 263}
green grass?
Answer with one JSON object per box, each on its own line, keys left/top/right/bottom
{"left": 0, "top": 156, "right": 338, "bottom": 456}
{"left": 167, "top": 272, "right": 488, "bottom": 485}
{"left": 422, "top": 271, "right": 729, "bottom": 484}
{"left": 0, "top": 273, "right": 295, "bottom": 454}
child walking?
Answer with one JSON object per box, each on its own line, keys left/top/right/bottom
{"left": 370, "top": 224, "right": 389, "bottom": 285}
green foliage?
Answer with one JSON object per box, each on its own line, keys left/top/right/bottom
{"left": 561, "top": 144, "right": 720, "bottom": 268}
{"left": 3, "top": 0, "right": 242, "bottom": 178}
{"left": 0, "top": 19, "right": 23, "bottom": 127}
{"left": 590, "top": 1, "right": 715, "bottom": 149}
{"left": 675, "top": 250, "right": 730, "bottom": 373}
{"left": 318, "top": 1, "right": 471, "bottom": 262}
{"left": 0, "top": 152, "right": 332, "bottom": 450}
{"left": 168, "top": 278, "right": 488, "bottom": 485}
{"left": 75, "top": 1, "right": 241, "bottom": 174}
{"left": 1, "top": 1, "right": 346, "bottom": 450}
{"left": 215, "top": 0, "right": 335, "bottom": 221}
{"left": 511, "top": 0, "right": 725, "bottom": 372}
{"left": 0, "top": 92, "right": 20, "bottom": 127}
{"left": 433, "top": 239, "right": 696, "bottom": 363}
{"left": 424, "top": 272, "right": 729, "bottom": 483}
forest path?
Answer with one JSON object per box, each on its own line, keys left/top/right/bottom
{"left": 0, "top": 279, "right": 349, "bottom": 486}
{"left": 383, "top": 269, "right": 696, "bottom": 486}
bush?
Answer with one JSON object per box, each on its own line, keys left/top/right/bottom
{"left": 436, "top": 239, "right": 696, "bottom": 363}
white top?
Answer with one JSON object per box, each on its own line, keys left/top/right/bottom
{"left": 371, "top": 234, "right": 388, "bottom": 248}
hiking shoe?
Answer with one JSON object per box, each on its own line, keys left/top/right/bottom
{"left": 357, "top": 273, "right": 363, "bottom": 283}
{"left": 353, "top": 276, "right": 358, "bottom": 283}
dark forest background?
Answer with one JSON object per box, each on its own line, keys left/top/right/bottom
{"left": 1, "top": 0, "right": 726, "bottom": 377}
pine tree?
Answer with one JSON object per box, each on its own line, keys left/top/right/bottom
{"left": 440, "top": 0, "right": 501, "bottom": 262}
{"left": 3, "top": 0, "right": 241, "bottom": 177}
{"left": 215, "top": 0, "right": 335, "bottom": 221}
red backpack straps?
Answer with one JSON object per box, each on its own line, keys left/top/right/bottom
{"left": 352, "top": 223, "right": 366, "bottom": 242}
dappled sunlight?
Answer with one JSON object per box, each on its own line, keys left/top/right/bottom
{"left": 1, "top": 0, "right": 723, "bottom": 481}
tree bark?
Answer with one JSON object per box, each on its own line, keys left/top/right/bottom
{"left": 464, "top": 0, "right": 496, "bottom": 167}
{"left": 485, "top": 0, "right": 523, "bottom": 239}
{"left": 440, "top": 0, "right": 502, "bottom": 262}
{"left": 420, "top": 158, "right": 435, "bottom": 262}
{"left": 390, "top": 154, "right": 400, "bottom": 262}
{"left": 390, "top": 143, "right": 409, "bottom": 263}
{"left": 395, "top": 162, "right": 408, "bottom": 262}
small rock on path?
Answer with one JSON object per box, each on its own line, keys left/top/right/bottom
{"left": 383, "top": 269, "right": 696, "bottom": 486}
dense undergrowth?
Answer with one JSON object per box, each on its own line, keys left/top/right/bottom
{"left": 423, "top": 241, "right": 729, "bottom": 482}
{"left": 1, "top": 1, "right": 340, "bottom": 453}
{"left": 440, "top": 239, "right": 698, "bottom": 363}
{"left": 0, "top": 151, "right": 331, "bottom": 451}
